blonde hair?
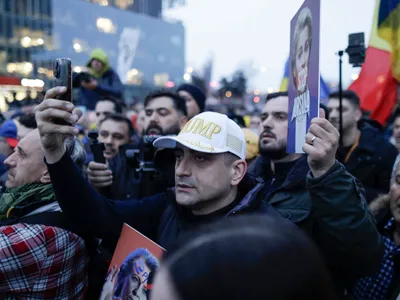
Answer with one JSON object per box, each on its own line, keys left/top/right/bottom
{"left": 291, "top": 7, "right": 313, "bottom": 89}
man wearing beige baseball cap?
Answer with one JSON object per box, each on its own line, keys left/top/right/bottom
{"left": 35, "top": 90, "right": 280, "bottom": 255}
{"left": 36, "top": 86, "right": 383, "bottom": 297}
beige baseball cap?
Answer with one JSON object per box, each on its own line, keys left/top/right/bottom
{"left": 153, "top": 112, "right": 246, "bottom": 160}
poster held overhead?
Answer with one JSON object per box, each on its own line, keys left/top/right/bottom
{"left": 287, "top": 0, "right": 321, "bottom": 153}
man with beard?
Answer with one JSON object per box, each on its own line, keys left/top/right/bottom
{"left": 88, "top": 90, "right": 188, "bottom": 199}
{"left": 143, "top": 90, "right": 188, "bottom": 136}
{"left": 38, "top": 87, "right": 383, "bottom": 299}
{"left": 247, "top": 92, "right": 384, "bottom": 296}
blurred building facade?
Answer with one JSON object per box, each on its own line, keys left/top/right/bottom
{"left": 0, "top": 0, "right": 185, "bottom": 110}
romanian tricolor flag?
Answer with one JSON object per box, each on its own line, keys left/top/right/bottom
{"left": 279, "top": 57, "right": 331, "bottom": 103}
{"left": 349, "top": 0, "right": 399, "bottom": 125}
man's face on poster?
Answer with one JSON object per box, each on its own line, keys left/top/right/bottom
{"left": 294, "top": 26, "right": 311, "bottom": 94}
{"left": 120, "top": 257, "right": 150, "bottom": 300}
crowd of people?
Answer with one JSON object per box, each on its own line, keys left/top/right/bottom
{"left": 0, "top": 47, "right": 399, "bottom": 300}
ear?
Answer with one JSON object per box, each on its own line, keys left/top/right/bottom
{"left": 231, "top": 160, "right": 247, "bottom": 186}
{"left": 355, "top": 108, "right": 362, "bottom": 122}
{"left": 179, "top": 115, "right": 188, "bottom": 130}
{"left": 39, "top": 169, "right": 51, "bottom": 184}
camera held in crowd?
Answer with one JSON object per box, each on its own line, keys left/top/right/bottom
{"left": 126, "top": 135, "right": 162, "bottom": 179}
{"left": 72, "top": 71, "right": 95, "bottom": 88}
{"left": 88, "top": 130, "right": 106, "bottom": 164}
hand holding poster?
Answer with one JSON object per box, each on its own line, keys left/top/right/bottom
{"left": 287, "top": 0, "right": 321, "bottom": 153}
{"left": 99, "top": 224, "right": 165, "bottom": 300}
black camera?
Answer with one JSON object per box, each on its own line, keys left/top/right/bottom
{"left": 126, "top": 135, "right": 162, "bottom": 178}
{"left": 72, "top": 71, "right": 95, "bottom": 88}
{"left": 346, "top": 32, "right": 366, "bottom": 67}
{"left": 88, "top": 130, "right": 106, "bottom": 164}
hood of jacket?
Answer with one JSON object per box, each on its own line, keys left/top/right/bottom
{"left": 87, "top": 48, "right": 110, "bottom": 78}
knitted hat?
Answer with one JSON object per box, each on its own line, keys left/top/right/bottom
{"left": 177, "top": 84, "right": 206, "bottom": 112}
{"left": 242, "top": 128, "right": 259, "bottom": 160}
{"left": 0, "top": 120, "right": 18, "bottom": 148}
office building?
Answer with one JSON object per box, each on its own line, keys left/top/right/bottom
{"left": 0, "top": 0, "right": 185, "bottom": 110}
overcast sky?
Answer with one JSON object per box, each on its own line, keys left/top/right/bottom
{"left": 164, "top": 0, "right": 376, "bottom": 91}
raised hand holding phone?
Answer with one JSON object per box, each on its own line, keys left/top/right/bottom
{"left": 53, "top": 58, "right": 73, "bottom": 125}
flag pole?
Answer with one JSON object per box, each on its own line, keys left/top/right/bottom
{"left": 338, "top": 50, "right": 344, "bottom": 147}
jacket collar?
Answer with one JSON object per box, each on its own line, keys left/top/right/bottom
{"left": 226, "top": 174, "right": 265, "bottom": 215}
{"left": 280, "top": 155, "right": 309, "bottom": 189}
{"left": 250, "top": 154, "right": 309, "bottom": 189}
{"left": 356, "top": 125, "right": 379, "bottom": 154}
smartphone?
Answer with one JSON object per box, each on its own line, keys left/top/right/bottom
{"left": 53, "top": 58, "right": 72, "bottom": 102}
{"left": 53, "top": 58, "right": 72, "bottom": 125}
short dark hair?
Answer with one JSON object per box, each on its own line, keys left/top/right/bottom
{"left": 97, "top": 96, "right": 123, "bottom": 114}
{"left": 144, "top": 89, "right": 187, "bottom": 116}
{"left": 18, "top": 113, "right": 37, "bottom": 129}
{"left": 100, "top": 113, "right": 134, "bottom": 137}
{"left": 266, "top": 92, "right": 288, "bottom": 101}
{"left": 164, "top": 215, "right": 336, "bottom": 300}
{"left": 329, "top": 90, "right": 360, "bottom": 108}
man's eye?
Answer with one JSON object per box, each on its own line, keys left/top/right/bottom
{"left": 195, "top": 156, "right": 205, "bottom": 162}
{"left": 175, "top": 154, "right": 183, "bottom": 160}
{"left": 158, "top": 109, "right": 169, "bottom": 116}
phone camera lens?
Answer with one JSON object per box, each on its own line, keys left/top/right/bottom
{"left": 54, "top": 61, "right": 60, "bottom": 78}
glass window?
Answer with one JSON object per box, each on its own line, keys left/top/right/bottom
{"left": 96, "top": 18, "right": 117, "bottom": 34}
{"left": 115, "top": 0, "right": 134, "bottom": 9}
{"left": 0, "top": 51, "right": 7, "bottom": 73}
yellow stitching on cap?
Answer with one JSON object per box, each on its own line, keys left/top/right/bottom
{"left": 180, "top": 118, "right": 221, "bottom": 139}
{"left": 177, "top": 137, "right": 215, "bottom": 152}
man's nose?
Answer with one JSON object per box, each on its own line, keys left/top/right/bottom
{"left": 4, "top": 153, "right": 15, "bottom": 168}
{"left": 175, "top": 157, "right": 191, "bottom": 177}
{"left": 149, "top": 113, "right": 159, "bottom": 123}
{"left": 330, "top": 108, "right": 339, "bottom": 119}
{"left": 104, "top": 135, "right": 113, "bottom": 145}
{"left": 262, "top": 116, "right": 273, "bottom": 130}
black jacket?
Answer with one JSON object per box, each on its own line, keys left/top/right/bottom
{"left": 47, "top": 152, "right": 279, "bottom": 250}
{"left": 248, "top": 155, "right": 384, "bottom": 287}
{"left": 339, "top": 123, "right": 398, "bottom": 203}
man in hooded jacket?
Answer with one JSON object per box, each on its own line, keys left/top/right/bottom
{"left": 75, "top": 48, "right": 123, "bottom": 110}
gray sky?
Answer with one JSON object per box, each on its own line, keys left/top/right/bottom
{"left": 164, "top": 0, "right": 375, "bottom": 91}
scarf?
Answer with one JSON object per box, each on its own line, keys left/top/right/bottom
{"left": 0, "top": 182, "right": 56, "bottom": 220}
